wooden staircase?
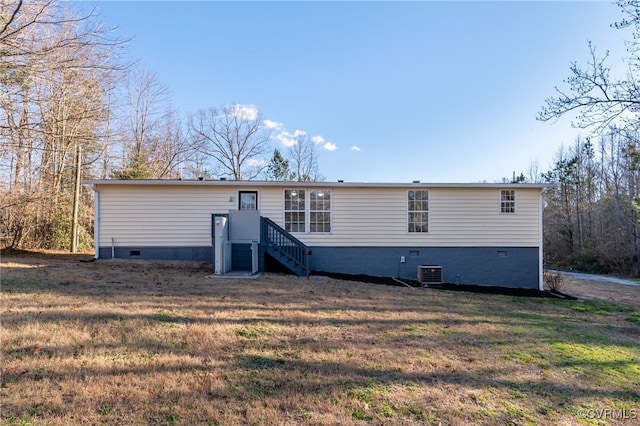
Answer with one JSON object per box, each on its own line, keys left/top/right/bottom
{"left": 261, "top": 217, "right": 311, "bottom": 276}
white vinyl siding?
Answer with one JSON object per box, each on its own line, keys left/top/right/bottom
{"left": 427, "top": 187, "right": 538, "bottom": 247}
{"left": 98, "top": 185, "right": 238, "bottom": 247}
{"left": 95, "top": 183, "right": 542, "bottom": 249}
{"left": 290, "top": 187, "right": 541, "bottom": 247}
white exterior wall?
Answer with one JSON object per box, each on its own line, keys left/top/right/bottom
{"left": 94, "top": 183, "right": 542, "bottom": 248}
{"left": 268, "top": 186, "right": 541, "bottom": 247}
{"left": 98, "top": 185, "right": 234, "bottom": 247}
{"left": 428, "top": 187, "right": 541, "bottom": 247}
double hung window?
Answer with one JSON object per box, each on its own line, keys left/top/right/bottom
{"left": 284, "top": 190, "right": 306, "bottom": 232}
{"left": 284, "top": 189, "right": 331, "bottom": 233}
{"left": 408, "top": 190, "right": 429, "bottom": 233}
{"left": 501, "top": 189, "right": 516, "bottom": 214}
{"left": 309, "top": 190, "right": 331, "bottom": 233}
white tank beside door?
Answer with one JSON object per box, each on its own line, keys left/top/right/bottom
{"left": 214, "top": 216, "right": 232, "bottom": 274}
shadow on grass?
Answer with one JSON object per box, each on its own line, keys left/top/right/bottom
{"left": 1, "top": 248, "right": 95, "bottom": 261}
{"left": 227, "top": 353, "right": 640, "bottom": 402}
{"left": 3, "top": 254, "right": 640, "bottom": 424}
{"left": 3, "top": 341, "right": 639, "bottom": 417}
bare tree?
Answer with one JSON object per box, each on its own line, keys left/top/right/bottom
{"left": 151, "top": 108, "right": 192, "bottom": 178}
{"left": 183, "top": 148, "right": 213, "bottom": 180}
{"left": 536, "top": 0, "right": 640, "bottom": 275}
{"left": 596, "top": 129, "right": 640, "bottom": 273}
{"left": 0, "top": 0, "right": 23, "bottom": 42}
{"left": 538, "top": 1, "right": 640, "bottom": 136}
{"left": 0, "top": 1, "right": 126, "bottom": 249}
{"left": 189, "top": 104, "right": 271, "bottom": 180}
{"left": 524, "top": 159, "right": 544, "bottom": 183}
{"left": 538, "top": 43, "right": 640, "bottom": 135}
{"left": 113, "top": 68, "right": 168, "bottom": 178}
{"left": 540, "top": 127, "right": 640, "bottom": 275}
{"left": 112, "top": 68, "right": 189, "bottom": 179}
{"left": 288, "top": 132, "right": 321, "bottom": 182}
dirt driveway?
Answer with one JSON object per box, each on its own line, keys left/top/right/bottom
{"left": 555, "top": 270, "right": 640, "bottom": 310}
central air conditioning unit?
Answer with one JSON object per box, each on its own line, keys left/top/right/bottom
{"left": 417, "top": 265, "right": 443, "bottom": 285}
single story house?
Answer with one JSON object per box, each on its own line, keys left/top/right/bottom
{"left": 84, "top": 179, "right": 548, "bottom": 290}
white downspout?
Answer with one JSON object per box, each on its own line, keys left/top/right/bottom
{"left": 91, "top": 184, "right": 100, "bottom": 259}
{"left": 538, "top": 189, "right": 544, "bottom": 291}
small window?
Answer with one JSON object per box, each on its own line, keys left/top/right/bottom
{"left": 239, "top": 191, "right": 258, "bottom": 211}
{"left": 284, "top": 189, "right": 305, "bottom": 232}
{"left": 501, "top": 189, "right": 516, "bottom": 214}
{"left": 408, "top": 190, "right": 429, "bottom": 233}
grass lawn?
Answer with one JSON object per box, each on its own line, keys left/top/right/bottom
{"left": 1, "top": 254, "right": 639, "bottom": 425}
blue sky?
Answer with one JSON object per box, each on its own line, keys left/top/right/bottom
{"left": 84, "top": 1, "right": 628, "bottom": 183}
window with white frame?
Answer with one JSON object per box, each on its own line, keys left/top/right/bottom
{"left": 284, "top": 189, "right": 331, "bottom": 233}
{"left": 501, "top": 189, "right": 516, "bottom": 213}
{"left": 408, "top": 190, "right": 429, "bottom": 233}
{"left": 309, "top": 189, "right": 331, "bottom": 233}
{"left": 284, "top": 189, "right": 305, "bottom": 232}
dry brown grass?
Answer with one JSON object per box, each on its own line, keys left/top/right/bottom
{"left": 1, "top": 254, "right": 639, "bottom": 425}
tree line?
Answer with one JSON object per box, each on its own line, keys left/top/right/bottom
{"left": 538, "top": 0, "right": 640, "bottom": 275}
{"left": 540, "top": 133, "right": 640, "bottom": 275}
{"left": 0, "top": 1, "right": 321, "bottom": 251}
{"left": 4, "top": 0, "right": 640, "bottom": 278}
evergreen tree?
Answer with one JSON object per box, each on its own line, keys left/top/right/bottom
{"left": 264, "top": 148, "right": 293, "bottom": 181}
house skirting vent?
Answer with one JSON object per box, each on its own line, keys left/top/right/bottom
{"left": 417, "top": 265, "right": 443, "bottom": 285}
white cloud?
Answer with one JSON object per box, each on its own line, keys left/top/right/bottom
{"left": 229, "top": 104, "right": 258, "bottom": 121}
{"left": 264, "top": 119, "right": 283, "bottom": 129}
{"left": 350, "top": 146, "right": 361, "bottom": 152}
{"left": 276, "top": 131, "right": 297, "bottom": 147}
{"left": 276, "top": 129, "right": 306, "bottom": 147}
{"left": 323, "top": 142, "right": 337, "bottom": 151}
{"left": 246, "top": 158, "right": 267, "bottom": 167}
{"left": 312, "top": 135, "right": 337, "bottom": 151}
